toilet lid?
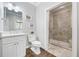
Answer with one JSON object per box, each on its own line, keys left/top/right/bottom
{"left": 32, "top": 41, "right": 41, "bottom": 45}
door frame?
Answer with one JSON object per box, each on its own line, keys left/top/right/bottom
{"left": 46, "top": 2, "right": 77, "bottom": 57}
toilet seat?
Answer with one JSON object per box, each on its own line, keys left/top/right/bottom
{"left": 32, "top": 41, "right": 41, "bottom": 44}
{"left": 32, "top": 41, "right": 41, "bottom": 47}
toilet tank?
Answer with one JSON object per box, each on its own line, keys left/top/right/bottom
{"left": 28, "top": 34, "right": 36, "bottom": 42}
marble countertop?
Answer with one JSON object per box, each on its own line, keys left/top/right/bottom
{"left": 0, "top": 31, "right": 27, "bottom": 38}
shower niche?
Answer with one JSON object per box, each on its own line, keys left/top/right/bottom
{"left": 49, "top": 3, "right": 72, "bottom": 49}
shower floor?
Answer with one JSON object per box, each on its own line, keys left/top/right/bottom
{"left": 47, "top": 39, "right": 72, "bottom": 57}
{"left": 47, "top": 43, "right": 72, "bottom": 57}
{"left": 49, "top": 39, "right": 72, "bottom": 50}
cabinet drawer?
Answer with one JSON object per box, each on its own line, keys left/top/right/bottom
{"left": 2, "top": 36, "right": 26, "bottom": 44}
{"left": 2, "top": 42, "right": 17, "bottom": 57}
{"left": 2, "top": 37, "right": 16, "bottom": 44}
{"left": 17, "top": 36, "right": 26, "bottom": 40}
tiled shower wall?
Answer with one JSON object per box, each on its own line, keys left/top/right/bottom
{"left": 49, "top": 3, "right": 72, "bottom": 43}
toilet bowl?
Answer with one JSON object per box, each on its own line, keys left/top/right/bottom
{"left": 31, "top": 41, "right": 41, "bottom": 55}
{"left": 28, "top": 34, "right": 41, "bottom": 55}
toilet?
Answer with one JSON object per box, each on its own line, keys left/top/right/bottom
{"left": 28, "top": 32, "right": 41, "bottom": 55}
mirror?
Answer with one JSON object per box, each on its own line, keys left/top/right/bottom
{"left": 3, "top": 7, "right": 23, "bottom": 31}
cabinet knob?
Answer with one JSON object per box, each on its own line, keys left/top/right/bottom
{"left": 14, "top": 43, "right": 16, "bottom": 45}
{"left": 17, "top": 42, "right": 19, "bottom": 44}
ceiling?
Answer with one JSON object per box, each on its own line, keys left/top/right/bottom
{"left": 29, "top": 2, "right": 40, "bottom": 6}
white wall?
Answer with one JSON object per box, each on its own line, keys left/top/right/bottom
{"left": 77, "top": 2, "right": 79, "bottom": 57}
{"left": 0, "top": 2, "right": 3, "bottom": 32}
{"left": 36, "top": 2, "right": 61, "bottom": 49}
{"left": 0, "top": 2, "right": 36, "bottom": 33}
{"left": 13, "top": 2, "right": 36, "bottom": 33}
{"left": 71, "top": 3, "right": 77, "bottom": 57}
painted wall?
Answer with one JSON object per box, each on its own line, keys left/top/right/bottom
{"left": 77, "top": 2, "right": 79, "bottom": 57}
{"left": 0, "top": 2, "right": 36, "bottom": 33}
{"left": 13, "top": 2, "right": 36, "bottom": 33}
{"left": 0, "top": 2, "right": 3, "bottom": 32}
{"left": 36, "top": 2, "right": 61, "bottom": 49}
{"left": 0, "top": 3, "right": 3, "bottom": 55}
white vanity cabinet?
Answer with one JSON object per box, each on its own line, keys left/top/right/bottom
{"left": 0, "top": 39, "right": 2, "bottom": 57}
{"left": 3, "top": 43, "right": 17, "bottom": 57}
{"left": 16, "top": 36, "right": 26, "bottom": 57}
{"left": 2, "top": 34, "right": 26, "bottom": 57}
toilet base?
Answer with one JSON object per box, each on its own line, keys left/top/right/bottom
{"left": 31, "top": 47, "right": 41, "bottom": 55}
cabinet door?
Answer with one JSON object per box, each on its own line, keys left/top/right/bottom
{"left": 14, "top": 36, "right": 26, "bottom": 57}
{"left": 0, "top": 39, "right": 2, "bottom": 57}
{"left": 17, "top": 40, "right": 26, "bottom": 57}
{"left": 3, "top": 43, "right": 17, "bottom": 57}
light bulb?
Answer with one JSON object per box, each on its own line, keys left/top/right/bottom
{"left": 8, "top": 3, "right": 13, "bottom": 10}
{"left": 14, "top": 6, "right": 20, "bottom": 12}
